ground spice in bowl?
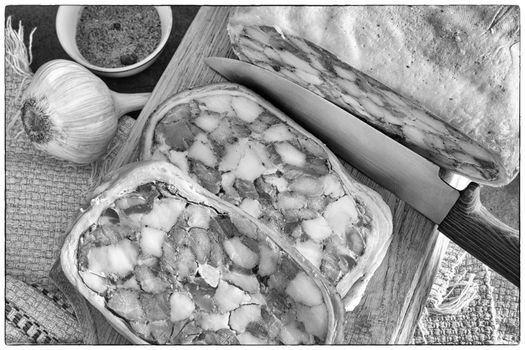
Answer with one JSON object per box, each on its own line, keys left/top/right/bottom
{"left": 76, "top": 6, "right": 162, "bottom": 68}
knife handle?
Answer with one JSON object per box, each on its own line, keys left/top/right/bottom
{"left": 439, "top": 182, "right": 519, "bottom": 287}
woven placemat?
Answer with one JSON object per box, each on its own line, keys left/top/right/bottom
{"left": 5, "top": 275, "right": 83, "bottom": 344}
{"left": 413, "top": 241, "right": 520, "bottom": 345}
{"left": 4, "top": 19, "right": 135, "bottom": 344}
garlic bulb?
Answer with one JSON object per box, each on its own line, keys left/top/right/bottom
{"left": 21, "top": 59, "right": 150, "bottom": 164}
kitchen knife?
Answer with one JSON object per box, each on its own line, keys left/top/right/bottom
{"left": 205, "top": 57, "right": 519, "bottom": 286}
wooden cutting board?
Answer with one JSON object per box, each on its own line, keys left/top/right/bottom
{"left": 92, "top": 6, "right": 448, "bottom": 344}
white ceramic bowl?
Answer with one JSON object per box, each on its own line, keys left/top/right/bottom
{"left": 56, "top": 5, "right": 172, "bottom": 78}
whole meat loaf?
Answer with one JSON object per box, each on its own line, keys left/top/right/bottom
{"left": 228, "top": 6, "right": 519, "bottom": 186}
{"left": 141, "top": 83, "right": 393, "bottom": 311}
{"left": 61, "top": 161, "right": 345, "bottom": 344}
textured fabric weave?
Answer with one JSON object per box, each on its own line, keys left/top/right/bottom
{"left": 413, "top": 241, "right": 520, "bottom": 345}
{"left": 5, "top": 276, "right": 83, "bottom": 344}
{"left": 4, "top": 33, "right": 135, "bottom": 343}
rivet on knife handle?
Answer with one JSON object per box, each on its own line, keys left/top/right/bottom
{"left": 439, "top": 183, "right": 520, "bottom": 286}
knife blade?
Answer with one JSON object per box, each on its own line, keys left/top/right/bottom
{"left": 205, "top": 57, "right": 519, "bottom": 286}
{"left": 206, "top": 57, "right": 458, "bottom": 223}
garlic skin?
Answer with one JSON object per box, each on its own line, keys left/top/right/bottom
{"left": 21, "top": 59, "right": 150, "bottom": 164}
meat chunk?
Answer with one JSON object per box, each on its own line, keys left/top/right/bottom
{"left": 191, "top": 160, "right": 222, "bottom": 195}
{"left": 234, "top": 178, "right": 259, "bottom": 199}
{"left": 107, "top": 289, "right": 145, "bottom": 321}
{"left": 156, "top": 119, "right": 196, "bottom": 152}
{"left": 140, "top": 292, "right": 171, "bottom": 321}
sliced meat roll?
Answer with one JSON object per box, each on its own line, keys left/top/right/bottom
{"left": 141, "top": 83, "right": 393, "bottom": 311}
{"left": 227, "top": 6, "right": 519, "bottom": 186}
{"left": 61, "top": 161, "right": 345, "bottom": 344}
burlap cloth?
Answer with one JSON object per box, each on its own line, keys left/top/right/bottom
{"left": 413, "top": 241, "right": 520, "bottom": 344}
{"left": 4, "top": 19, "right": 135, "bottom": 344}
{"left": 4, "top": 20, "right": 519, "bottom": 345}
